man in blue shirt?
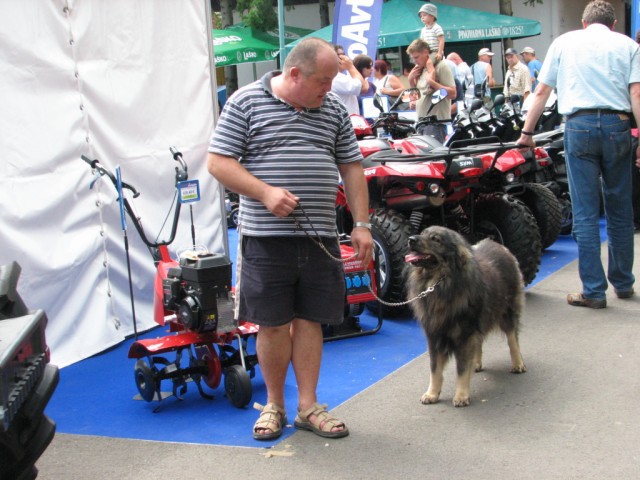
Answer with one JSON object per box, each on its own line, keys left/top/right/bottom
{"left": 520, "top": 47, "right": 543, "bottom": 92}
{"left": 517, "top": 0, "right": 640, "bottom": 309}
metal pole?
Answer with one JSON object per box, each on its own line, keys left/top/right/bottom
{"left": 115, "top": 166, "right": 138, "bottom": 340}
{"left": 204, "top": 0, "right": 230, "bottom": 258}
{"left": 278, "top": 0, "right": 287, "bottom": 66}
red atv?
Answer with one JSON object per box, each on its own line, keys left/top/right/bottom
{"left": 358, "top": 98, "right": 563, "bottom": 251}
{"left": 336, "top": 140, "right": 542, "bottom": 317}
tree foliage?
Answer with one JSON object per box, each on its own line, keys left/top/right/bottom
{"left": 235, "top": 0, "right": 278, "bottom": 31}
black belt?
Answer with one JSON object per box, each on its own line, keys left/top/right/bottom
{"left": 566, "top": 109, "right": 629, "bottom": 120}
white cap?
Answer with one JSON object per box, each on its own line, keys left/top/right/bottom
{"left": 478, "top": 48, "right": 494, "bottom": 57}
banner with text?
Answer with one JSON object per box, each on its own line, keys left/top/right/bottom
{"left": 332, "top": 0, "right": 383, "bottom": 60}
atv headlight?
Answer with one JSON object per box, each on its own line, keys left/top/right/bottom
{"left": 504, "top": 172, "right": 516, "bottom": 183}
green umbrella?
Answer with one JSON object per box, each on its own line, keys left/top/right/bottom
{"left": 212, "top": 27, "right": 279, "bottom": 67}
{"left": 212, "top": 24, "right": 314, "bottom": 67}
{"left": 290, "top": 0, "right": 541, "bottom": 50}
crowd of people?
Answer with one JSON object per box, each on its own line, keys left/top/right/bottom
{"left": 328, "top": 2, "right": 547, "bottom": 127}
{"left": 207, "top": 0, "right": 639, "bottom": 442}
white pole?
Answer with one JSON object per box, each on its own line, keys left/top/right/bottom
{"left": 204, "top": 0, "right": 230, "bottom": 257}
{"left": 278, "top": 0, "right": 286, "bottom": 66}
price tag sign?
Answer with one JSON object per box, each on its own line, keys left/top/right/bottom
{"left": 177, "top": 180, "right": 201, "bottom": 204}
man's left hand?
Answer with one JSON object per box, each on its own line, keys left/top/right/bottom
{"left": 350, "top": 227, "right": 374, "bottom": 269}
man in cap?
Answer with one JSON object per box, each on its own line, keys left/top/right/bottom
{"left": 418, "top": 3, "right": 444, "bottom": 62}
{"left": 470, "top": 48, "right": 495, "bottom": 99}
{"left": 520, "top": 46, "right": 543, "bottom": 91}
{"left": 503, "top": 47, "right": 532, "bottom": 103}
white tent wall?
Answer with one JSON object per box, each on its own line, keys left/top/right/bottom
{"left": 0, "top": 0, "right": 224, "bottom": 367}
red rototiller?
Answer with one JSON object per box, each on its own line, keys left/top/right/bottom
{"left": 81, "top": 149, "right": 258, "bottom": 410}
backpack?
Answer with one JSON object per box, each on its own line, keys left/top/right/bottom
{"left": 471, "top": 64, "right": 483, "bottom": 98}
{"left": 473, "top": 83, "right": 483, "bottom": 99}
{"left": 454, "top": 77, "right": 464, "bottom": 102}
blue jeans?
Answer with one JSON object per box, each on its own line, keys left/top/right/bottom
{"left": 565, "top": 112, "right": 635, "bottom": 300}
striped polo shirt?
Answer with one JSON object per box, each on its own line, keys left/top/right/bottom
{"left": 209, "top": 71, "right": 363, "bottom": 237}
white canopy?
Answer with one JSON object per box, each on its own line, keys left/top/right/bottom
{"left": 0, "top": 0, "right": 224, "bottom": 367}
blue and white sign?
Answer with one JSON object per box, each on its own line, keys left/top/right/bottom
{"left": 177, "top": 180, "right": 201, "bottom": 204}
{"left": 332, "top": 0, "right": 383, "bottom": 60}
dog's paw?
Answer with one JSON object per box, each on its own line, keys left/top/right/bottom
{"left": 474, "top": 363, "right": 483, "bottom": 372}
{"left": 511, "top": 363, "right": 527, "bottom": 374}
{"left": 420, "top": 391, "right": 440, "bottom": 404}
{"left": 452, "top": 395, "right": 470, "bottom": 407}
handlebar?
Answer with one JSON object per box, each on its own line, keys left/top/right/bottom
{"left": 81, "top": 155, "right": 140, "bottom": 197}
{"left": 170, "top": 146, "right": 188, "bottom": 182}
{"left": 395, "top": 117, "right": 415, "bottom": 125}
{"left": 80, "top": 148, "right": 188, "bottom": 248}
{"left": 372, "top": 112, "right": 416, "bottom": 130}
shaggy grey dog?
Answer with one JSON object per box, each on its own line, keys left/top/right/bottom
{"left": 405, "top": 226, "right": 526, "bottom": 407}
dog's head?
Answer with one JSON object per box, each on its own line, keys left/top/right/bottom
{"left": 405, "top": 226, "right": 472, "bottom": 273}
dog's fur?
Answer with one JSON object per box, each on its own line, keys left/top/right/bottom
{"left": 405, "top": 226, "right": 526, "bottom": 407}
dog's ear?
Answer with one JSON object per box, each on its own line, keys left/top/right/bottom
{"left": 454, "top": 244, "right": 472, "bottom": 270}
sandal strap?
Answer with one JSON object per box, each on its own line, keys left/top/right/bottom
{"left": 298, "top": 402, "right": 345, "bottom": 432}
{"left": 253, "top": 402, "right": 286, "bottom": 432}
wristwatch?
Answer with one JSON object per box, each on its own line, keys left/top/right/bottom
{"left": 354, "top": 221, "right": 372, "bottom": 230}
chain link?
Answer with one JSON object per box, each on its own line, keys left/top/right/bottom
{"left": 370, "top": 276, "right": 445, "bottom": 307}
{"left": 291, "top": 203, "right": 356, "bottom": 263}
{"left": 291, "top": 203, "right": 443, "bottom": 308}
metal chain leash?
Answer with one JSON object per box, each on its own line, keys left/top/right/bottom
{"left": 291, "top": 203, "right": 444, "bottom": 307}
{"left": 291, "top": 203, "right": 357, "bottom": 263}
{"left": 373, "top": 275, "right": 445, "bottom": 307}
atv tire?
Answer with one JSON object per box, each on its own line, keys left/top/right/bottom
{"left": 475, "top": 194, "right": 542, "bottom": 285}
{"left": 519, "top": 183, "right": 562, "bottom": 250}
{"left": 368, "top": 209, "right": 415, "bottom": 318}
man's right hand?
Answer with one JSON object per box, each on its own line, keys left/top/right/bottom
{"left": 408, "top": 65, "right": 423, "bottom": 87}
{"left": 338, "top": 55, "right": 353, "bottom": 72}
{"left": 262, "top": 186, "right": 300, "bottom": 218}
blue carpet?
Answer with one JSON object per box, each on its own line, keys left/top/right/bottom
{"left": 46, "top": 223, "right": 603, "bottom": 447}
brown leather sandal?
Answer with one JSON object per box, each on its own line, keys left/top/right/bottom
{"left": 294, "top": 403, "right": 349, "bottom": 439}
{"left": 253, "top": 402, "right": 287, "bottom": 441}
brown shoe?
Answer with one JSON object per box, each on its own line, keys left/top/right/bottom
{"left": 614, "top": 288, "right": 634, "bottom": 299}
{"left": 566, "top": 293, "right": 606, "bottom": 309}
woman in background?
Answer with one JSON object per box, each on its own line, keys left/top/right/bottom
{"left": 353, "top": 54, "right": 376, "bottom": 97}
{"left": 372, "top": 60, "right": 405, "bottom": 104}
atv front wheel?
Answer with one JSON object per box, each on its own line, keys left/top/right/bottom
{"left": 369, "top": 209, "right": 415, "bottom": 317}
{"left": 475, "top": 194, "right": 542, "bottom": 285}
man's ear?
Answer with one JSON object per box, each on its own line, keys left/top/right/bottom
{"left": 289, "top": 66, "right": 302, "bottom": 81}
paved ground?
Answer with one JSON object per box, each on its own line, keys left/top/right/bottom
{"left": 36, "top": 236, "right": 640, "bottom": 480}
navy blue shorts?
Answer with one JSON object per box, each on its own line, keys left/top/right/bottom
{"left": 236, "top": 236, "right": 346, "bottom": 327}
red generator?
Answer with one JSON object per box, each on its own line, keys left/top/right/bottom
{"left": 323, "top": 240, "right": 383, "bottom": 341}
